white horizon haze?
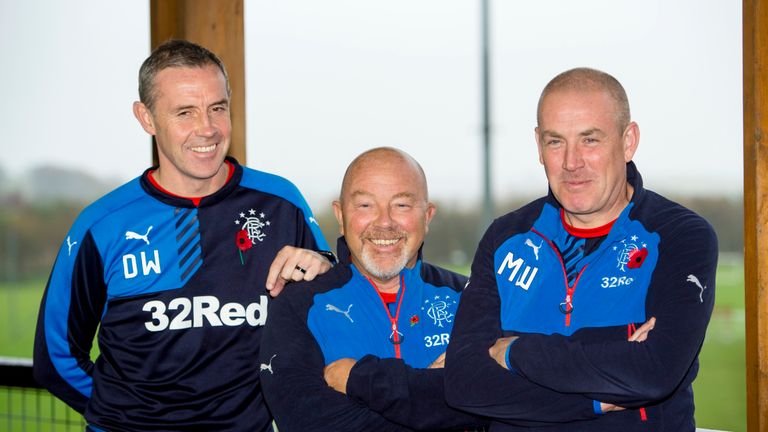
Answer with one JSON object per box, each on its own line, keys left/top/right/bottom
{"left": 1, "top": 1, "right": 743, "bottom": 212}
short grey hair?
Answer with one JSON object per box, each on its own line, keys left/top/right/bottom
{"left": 537, "top": 67, "right": 631, "bottom": 131}
{"left": 138, "top": 39, "right": 230, "bottom": 112}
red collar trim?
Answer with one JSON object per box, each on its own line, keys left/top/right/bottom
{"left": 560, "top": 209, "right": 615, "bottom": 238}
{"left": 147, "top": 161, "right": 234, "bottom": 207}
{"left": 378, "top": 291, "right": 398, "bottom": 304}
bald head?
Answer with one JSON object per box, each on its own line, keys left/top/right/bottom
{"left": 334, "top": 147, "right": 435, "bottom": 286}
{"left": 537, "top": 67, "right": 631, "bottom": 132}
{"left": 339, "top": 147, "right": 429, "bottom": 204}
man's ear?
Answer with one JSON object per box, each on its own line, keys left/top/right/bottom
{"left": 133, "top": 101, "right": 157, "bottom": 136}
{"left": 535, "top": 127, "right": 544, "bottom": 165}
{"left": 424, "top": 202, "right": 437, "bottom": 234}
{"left": 623, "top": 121, "right": 640, "bottom": 162}
{"left": 332, "top": 201, "right": 345, "bottom": 236}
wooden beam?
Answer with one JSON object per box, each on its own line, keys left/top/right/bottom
{"left": 149, "top": 0, "right": 246, "bottom": 164}
{"left": 744, "top": 0, "right": 768, "bottom": 430}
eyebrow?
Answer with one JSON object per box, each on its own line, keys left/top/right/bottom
{"left": 540, "top": 129, "right": 563, "bottom": 138}
{"left": 173, "top": 99, "right": 229, "bottom": 112}
{"left": 349, "top": 190, "right": 372, "bottom": 198}
{"left": 391, "top": 192, "right": 417, "bottom": 200}
{"left": 579, "top": 128, "right": 604, "bottom": 136}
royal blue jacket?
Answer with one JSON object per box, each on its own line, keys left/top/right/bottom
{"left": 445, "top": 162, "right": 718, "bottom": 431}
{"left": 260, "top": 237, "right": 486, "bottom": 431}
{"left": 33, "top": 158, "right": 330, "bottom": 432}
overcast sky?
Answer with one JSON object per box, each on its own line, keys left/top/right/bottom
{"left": 1, "top": 1, "right": 743, "bottom": 212}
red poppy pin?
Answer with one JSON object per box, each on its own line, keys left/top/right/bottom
{"left": 235, "top": 230, "right": 253, "bottom": 265}
{"left": 410, "top": 315, "right": 420, "bottom": 326}
{"left": 627, "top": 247, "right": 648, "bottom": 269}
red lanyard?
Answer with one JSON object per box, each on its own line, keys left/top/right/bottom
{"left": 366, "top": 275, "right": 406, "bottom": 359}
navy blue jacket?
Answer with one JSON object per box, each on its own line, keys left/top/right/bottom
{"left": 260, "top": 237, "right": 486, "bottom": 431}
{"left": 445, "top": 162, "right": 718, "bottom": 431}
{"left": 33, "top": 158, "right": 329, "bottom": 432}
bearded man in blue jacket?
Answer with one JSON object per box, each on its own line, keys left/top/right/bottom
{"left": 260, "top": 147, "right": 487, "bottom": 431}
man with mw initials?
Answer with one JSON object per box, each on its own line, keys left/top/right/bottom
{"left": 445, "top": 67, "right": 718, "bottom": 431}
{"left": 33, "top": 40, "right": 334, "bottom": 431}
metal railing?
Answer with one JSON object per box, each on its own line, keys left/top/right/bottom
{"left": 0, "top": 357, "right": 729, "bottom": 432}
{"left": 0, "top": 357, "right": 85, "bottom": 432}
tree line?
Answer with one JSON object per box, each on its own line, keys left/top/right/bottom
{"left": 0, "top": 193, "right": 742, "bottom": 283}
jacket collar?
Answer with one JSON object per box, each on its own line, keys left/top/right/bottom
{"left": 140, "top": 156, "right": 243, "bottom": 208}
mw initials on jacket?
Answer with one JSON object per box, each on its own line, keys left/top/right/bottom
{"left": 497, "top": 252, "right": 539, "bottom": 291}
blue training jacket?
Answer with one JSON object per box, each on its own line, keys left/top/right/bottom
{"left": 33, "top": 158, "right": 329, "bottom": 432}
{"left": 445, "top": 162, "right": 718, "bottom": 431}
{"left": 260, "top": 237, "right": 486, "bottom": 431}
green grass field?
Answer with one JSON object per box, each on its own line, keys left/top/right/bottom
{"left": 693, "top": 258, "right": 746, "bottom": 432}
{"left": 0, "top": 259, "right": 747, "bottom": 431}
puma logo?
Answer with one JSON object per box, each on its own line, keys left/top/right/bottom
{"left": 525, "top": 238, "right": 543, "bottom": 261}
{"left": 326, "top": 303, "right": 354, "bottom": 323}
{"left": 125, "top": 226, "right": 153, "bottom": 245}
{"left": 66, "top": 236, "right": 77, "bottom": 256}
{"left": 260, "top": 354, "right": 277, "bottom": 374}
{"left": 686, "top": 274, "right": 706, "bottom": 303}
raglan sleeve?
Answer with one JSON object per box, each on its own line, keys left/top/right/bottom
{"left": 286, "top": 183, "right": 333, "bottom": 254}
{"left": 259, "top": 291, "right": 410, "bottom": 432}
{"left": 345, "top": 355, "right": 488, "bottom": 430}
{"left": 505, "top": 216, "right": 718, "bottom": 407}
{"left": 33, "top": 230, "right": 107, "bottom": 414}
{"left": 444, "top": 221, "right": 598, "bottom": 425}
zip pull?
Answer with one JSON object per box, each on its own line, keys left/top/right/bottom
{"left": 559, "top": 288, "right": 575, "bottom": 326}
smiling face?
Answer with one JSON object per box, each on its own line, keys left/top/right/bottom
{"left": 535, "top": 88, "right": 639, "bottom": 228}
{"left": 333, "top": 148, "right": 436, "bottom": 291}
{"left": 133, "top": 64, "right": 231, "bottom": 196}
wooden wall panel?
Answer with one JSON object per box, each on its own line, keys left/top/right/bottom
{"left": 744, "top": 0, "right": 768, "bottom": 430}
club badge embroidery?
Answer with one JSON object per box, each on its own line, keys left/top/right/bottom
{"left": 614, "top": 236, "right": 648, "bottom": 272}
{"left": 421, "top": 295, "right": 457, "bottom": 328}
{"left": 234, "top": 209, "right": 270, "bottom": 265}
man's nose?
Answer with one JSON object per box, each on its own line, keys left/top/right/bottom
{"left": 563, "top": 143, "right": 584, "bottom": 171}
{"left": 196, "top": 113, "right": 217, "bottom": 137}
{"left": 373, "top": 206, "right": 395, "bottom": 227}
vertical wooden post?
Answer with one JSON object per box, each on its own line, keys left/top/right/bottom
{"left": 149, "top": 0, "right": 246, "bottom": 164}
{"left": 744, "top": 0, "right": 768, "bottom": 430}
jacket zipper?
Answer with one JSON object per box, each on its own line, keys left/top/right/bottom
{"left": 531, "top": 228, "right": 587, "bottom": 327}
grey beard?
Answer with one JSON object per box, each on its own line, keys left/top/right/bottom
{"left": 359, "top": 247, "right": 410, "bottom": 282}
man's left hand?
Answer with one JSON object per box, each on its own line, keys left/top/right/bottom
{"left": 324, "top": 358, "right": 357, "bottom": 394}
{"left": 266, "top": 247, "right": 333, "bottom": 297}
{"left": 489, "top": 336, "right": 519, "bottom": 370}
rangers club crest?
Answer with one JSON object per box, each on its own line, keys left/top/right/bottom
{"left": 234, "top": 209, "right": 271, "bottom": 265}
{"left": 421, "top": 295, "right": 457, "bottom": 328}
{"left": 614, "top": 236, "right": 648, "bottom": 272}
